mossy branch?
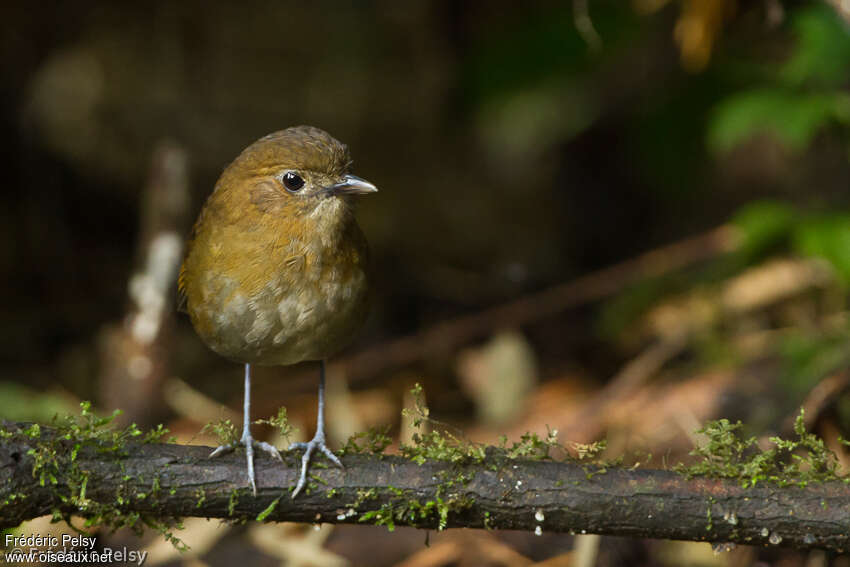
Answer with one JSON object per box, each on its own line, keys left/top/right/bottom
{"left": 1, "top": 422, "right": 850, "bottom": 553}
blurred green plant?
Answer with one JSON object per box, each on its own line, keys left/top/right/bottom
{"left": 709, "top": 89, "right": 850, "bottom": 152}
{"left": 708, "top": 6, "right": 850, "bottom": 153}
{"left": 793, "top": 214, "right": 850, "bottom": 286}
{"left": 735, "top": 200, "right": 850, "bottom": 286}
{"left": 779, "top": 329, "right": 850, "bottom": 397}
{"left": 597, "top": 197, "right": 850, "bottom": 395}
{"left": 0, "top": 382, "right": 77, "bottom": 422}
{"left": 462, "top": 3, "right": 640, "bottom": 164}
{"left": 732, "top": 201, "right": 796, "bottom": 260}
{"left": 781, "top": 6, "right": 850, "bottom": 87}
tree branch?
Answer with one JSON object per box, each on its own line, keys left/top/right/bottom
{"left": 1, "top": 423, "right": 849, "bottom": 553}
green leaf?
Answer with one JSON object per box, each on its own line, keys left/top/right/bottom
{"left": 708, "top": 88, "right": 850, "bottom": 153}
{"left": 731, "top": 200, "right": 796, "bottom": 259}
{"left": 792, "top": 214, "right": 850, "bottom": 286}
{"left": 0, "top": 382, "right": 77, "bottom": 422}
{"left": 779, "top": 330, "right": 850, "bottom": 396}
{"left": 781, "top": 6, "right": 850, "bottom": 87}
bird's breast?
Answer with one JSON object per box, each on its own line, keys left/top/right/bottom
{"left": 187, "top": 224, "right": 370, "bottom": 366}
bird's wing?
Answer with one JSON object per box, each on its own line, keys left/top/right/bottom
{"left": 176, "top": 203, "right": 207, "bottom": 314}
{"left": 176, "top": 261, "right": 189, "bottom": 313}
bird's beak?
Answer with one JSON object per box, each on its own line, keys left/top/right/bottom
{"left": 327, "top": 174, "right": 378, "bottom": 196}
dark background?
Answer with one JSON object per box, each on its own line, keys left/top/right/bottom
{"left": 2, "top": 2, "right": 850, "bottom": 566}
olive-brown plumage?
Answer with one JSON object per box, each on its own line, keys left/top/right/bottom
{"left": 179, "top": 126, "right": 376, "bottom": 496}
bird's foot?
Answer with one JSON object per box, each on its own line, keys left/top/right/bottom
{"left": 210, "top": 430, "right": 282, "bottom": 496}
{"left": 289, "top": 433, "right": 343, "bottom": 498}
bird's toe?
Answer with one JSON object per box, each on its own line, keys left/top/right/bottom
{"left": 290, "top": 435, "right": 341, "bottom": 498}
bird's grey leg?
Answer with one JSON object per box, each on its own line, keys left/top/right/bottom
{"left": 210, "top": 363, "right": 282, "bottom": 496}
{"left": 289, "top": 359, "right": 343, "bottom": 498}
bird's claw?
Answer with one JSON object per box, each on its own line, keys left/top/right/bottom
{"left": 254, "top": 440, "right": 285, "bottom": 461}
{"left": 209, "top": 432, "right": 282, "bottom": 496}
{"left": 290, "top": 434, "right": 343, "bottom": 498}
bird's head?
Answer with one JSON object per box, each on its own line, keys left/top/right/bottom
{"left": 220, "top": 125, "right": 377, "bottom": 221}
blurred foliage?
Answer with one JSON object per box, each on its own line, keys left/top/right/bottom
{"left": 596, "top": 275, "right": 678, "bottom": 342}
{"left": 735, "top": 198, "right": 850, "bottom": 407}
{"left": 709, "top": 6, "right": 850, "bottom": 153}
{"left": 709, "top": 88, "right": 850, "bottom": 152}
{"left": 599, "top": 194, "right": 850, "bottom": 342}
{"left": 736, "top": 200, "right": 850, "bottom": 286}
{"left": 0, "top": 383, "right": 77, "bottom": 422}
{"left": 732, "top": 201, "right": 796, "bottom": 260}
{"left": 782, "top": 6, "right": 850, "bottom": 86}
{"left": 779, "top": 328, "right": 850, "bottom": 396}
{"left": 793, "top": 214, "right": 850, "bottom": 286}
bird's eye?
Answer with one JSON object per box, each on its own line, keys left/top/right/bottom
{"left": 282, "top": 171, "right": 305, "bottom": 192}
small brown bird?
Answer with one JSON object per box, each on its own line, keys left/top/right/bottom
{"left": 178, "top": 126, "right": 376, "bottom": 497}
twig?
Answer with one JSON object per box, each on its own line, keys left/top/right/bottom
{"left": 2, "top": 423, "right": 849, "bottom": 553}
{"left": 99, "top": 140, "right": 191, "bottom": 426}
{"left": 574, "top": 0, "right": 602, "bottom": 52}
{"left": 792, "top": 371, "right": 850, "bottom": 431}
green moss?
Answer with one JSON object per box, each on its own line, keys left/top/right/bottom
{"left": 341, "top": 425, "right": 393, "bottom": 455}
{"left": 353, "top": 385, "right": 850, "bottom": 533}
{"left": 498, "top": 428, "right": 561, "bottom": 460}
{"left": 398, "top": 384, "right": 486, "bottom": 465}
{"left": 351, "top": 402, "right": 478, "bottom": 533}
{"left": 352, "top": 384, "right": 567, "bottom": 532}
{"left": 1, "top": 492, "right": 27, "bottom": 507}
{"left": 201, "top": 418, "right": 239, "bottom": 446}
{"left": 150, "top": 476, "right": 162, "bottom": 498}
{"left": 254, "top": 408, "right": 295, "bottom": 444}
{"left": 676, "top": 409, "right": 848, "bottom": 487}
{"left": 358, "top": 490, "right": 470, "bottom": 532}
{"left": 227, "top": 490, "right": 239, "bottom": 517}
{"left": 354, "top": 487, "right": 379, "bottom": 506}
{"left": 15, "top": 384, "right": 843, "bottom": 541}
{"left": 573, "top": 440, "right": 607, "bottom": 461}
{"left": 483, "top": 510, "right": 493, "bottom": 529}
{"left": 2, "top": 401, "right": 184, "bottom": 550}
{"left": 256, "top": 497, "right": 281, "bottom": 522}
{"left": 194, "top": 489, "right": 207, "bottom": 508}
{"left": 706, "top": 497, "right": 715, "bottom": 531}
{"left": 143, "top": 424, "right": 175, "bottom": 444}
{"left": 400, "top": 429, "right": 486, "bottom": 465}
